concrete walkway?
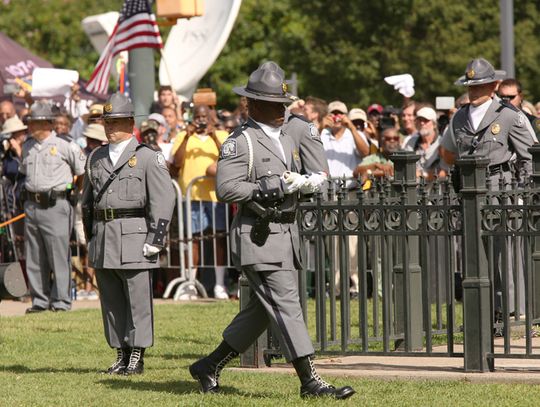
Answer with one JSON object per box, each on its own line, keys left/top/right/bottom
{"left": 3, "top": 299, "right": 540, "bottom": 383}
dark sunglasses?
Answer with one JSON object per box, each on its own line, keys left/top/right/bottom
{"left": 384, "top": 136, "right": 400, "bottom": 142}
{"left": 498, "top": 94, "right": 518, "bottom": 102}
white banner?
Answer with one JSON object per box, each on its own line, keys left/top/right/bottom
{"left": 31, "top": 68, "right": 79, "bottom": 97}
{"left": 159, "top": 0, "right": 242, "bottom": 99}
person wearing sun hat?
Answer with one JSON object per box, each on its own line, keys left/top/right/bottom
{"left": 440, "top": 57, "right": 536, "bottom": 320}
{"left": 188, "top": 64, "right": 355, "bottom": 400}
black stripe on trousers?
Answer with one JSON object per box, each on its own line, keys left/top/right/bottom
{"left": 258, "top": 271, "right": 298, "bottom": 360}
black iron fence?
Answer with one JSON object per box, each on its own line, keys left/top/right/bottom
{"left": 243, "top": 146, "right": 540, "bottom": 372}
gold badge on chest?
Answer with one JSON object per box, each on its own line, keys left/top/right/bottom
{"left": 491, "top": 123, "right": 500, "bottom": 135}
{"left": 49, "top": 146, "right": 57, "bottom": 156}
{"left": 128, "top": 155, "right": 137, "bottom": 167}
{"left": 293, "top": 149, "right": 300, "bottom": 161}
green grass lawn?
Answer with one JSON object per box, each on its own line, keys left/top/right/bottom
{"left": 1, "top": 302, "right": 540, "bottom": 406}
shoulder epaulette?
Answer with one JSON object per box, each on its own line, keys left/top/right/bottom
{"left": 290, "top": 113, "right": 310, "bottom": 123}
{"left": 136, "top": 143, "right": 151, "bottom": 150}
{"left": 57, "top": 134, "right": 73, "bottom": 143}
{"left": 499, "top": 99, "right": 519, "bottom": 112}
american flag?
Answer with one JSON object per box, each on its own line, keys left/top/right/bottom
{"left": 85, "top": 0, "right": 162, "bottom": 95}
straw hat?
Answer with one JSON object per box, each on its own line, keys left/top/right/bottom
{"left": 1, "top": 116, "right": 27, "bottom": 135}
{"left": 83, "top": 124, "right": 107, "bottom": 142}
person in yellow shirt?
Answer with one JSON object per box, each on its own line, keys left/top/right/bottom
{"left": 171, "top": 105, "right": 230, "bottom": 299}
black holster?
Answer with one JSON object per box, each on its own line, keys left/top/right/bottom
{"left": 82, "top": 206, "right": 93, "bottom": 241}
{"left": 250, "top": 218, "right": 271, "bottom": 247}
{"left": 66, "top": 187, "right": 78, "bottom": 206}
{"left": 450, "top": 167, "right": 461, "bottom": 193}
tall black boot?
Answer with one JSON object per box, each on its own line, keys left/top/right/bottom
{"left": 189, "top": 341, "right": 239, "bottom": 393}
{"left": 124, "top": 347, "right": 145, "bottom": 375}
{"left": 105, "top": 347, "right": 130, "bottom": 375}
{"left": 292, "top": 355, "right": 355, "bottom": 399}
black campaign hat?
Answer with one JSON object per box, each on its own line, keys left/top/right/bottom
{"left": 27, "top": 101, "right": 55, "bottom": 121}
{"left": 233, "top": 67, "right": 296, "bottom": 104}
{"left": 102, "top": 93, "right": 134, "bottom": 119}
{"left": 454, "top": 58, "right": 506, "bottom": 86}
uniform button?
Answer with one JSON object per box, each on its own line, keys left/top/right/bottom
{"left": 138, "top": 227, "right": 142, "bottom": 231}
{"left": 267, "top": 170, "right": 272, "bottom": 174}
{"left": 108, "top": 189, "right": 113, "bottom": 194}
{"left": 264, "top": 194, "right": 268, "bottom": 198}
{"left": 273, "top": 192, "right": 276, "bottom": 196}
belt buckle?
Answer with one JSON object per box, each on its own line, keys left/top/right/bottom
{"left": 34, "top": 193, "right": 40, "bottom": 203}
{"left": 104, "top": 208, "right": 114, "bottom": 221}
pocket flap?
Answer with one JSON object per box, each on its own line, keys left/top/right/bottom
{"left": 121, "top": 218, "right": 148, "bottom": 234}
{"left": 119, "top": 168, "right": 143, "bottom": 180}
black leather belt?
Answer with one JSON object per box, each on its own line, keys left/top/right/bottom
{"left": 94, "top": 208, "right": 146, "bottom": 222}
{"left": 488, "top": 162, "right": 511, "bottom": 176}
{"left": 26, "top": 190, "right": 67, "bottom": 204}
{"left": 243, "top": 207, "right": 296, "bottom": 224}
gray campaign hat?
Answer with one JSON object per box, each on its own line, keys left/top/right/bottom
{"left": 233, "top": 67, "right": 296, "bottom": 104}
{"left": 258, "top": 61, "right": 285, "bottom": 78}
{"left": 27, "top": 101, "right": 55, "bottom": 121}
{"left": 102, "top": 92, "right": 134, "bottom": 119}
{"left": 454, "top": 58, "right": 506, "bottom": 86}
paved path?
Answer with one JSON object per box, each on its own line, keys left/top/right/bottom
{"left": 3, "top": 299, "right": 540, "bottom": 383}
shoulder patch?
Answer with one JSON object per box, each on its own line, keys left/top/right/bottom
{"left": 155, "top": 151, "right": 167, "bottom": 169}
{"left": 220, "top": 138, "right": 237, "bottom": 158}
{"left": 517, "top": 112, "right": 525, "bottom": 127}
{"left": 309, "top": 122, "right": 319, "bottom": 138}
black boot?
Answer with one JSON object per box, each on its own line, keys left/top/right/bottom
{"left": 292, "top": 355, "right": 355, "bottom": 399}
{"left": 189, "top": 341, "right": 239, "bottom": 393}
{"left": 124, "top": 347, "right": 145, "bottom": 375}
{"left": 105, "top": 348, "right": 130, "bottom": 375}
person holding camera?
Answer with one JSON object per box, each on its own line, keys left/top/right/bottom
{"left": 171, "top": 104, "right": 230, "bottom": 299}
{"left": 20, "top": 101, "right": 86, "bottom": 313}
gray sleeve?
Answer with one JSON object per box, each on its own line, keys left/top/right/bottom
{"left": 144, "top": 151, "right": 176, "bottom": 248}
{"left": 68, "top": 141, "right": 87, "bottom": 176}
{"left": 509, "top": 111, "right": 534, "bottom": 174}
{"left": 216, "top": 135, "right": 259, "bottom": 203}
{"left": 440, "top": 118, "right": 457, "bottom": 154}
{"left": 298, "top": 122, "right": 330, "bottom": 175}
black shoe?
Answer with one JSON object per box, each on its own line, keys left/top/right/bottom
{"left": 293, "top": 355, "right": 355, "bottom": 400}
{"left": 189, "top": 341, "right": 238, "bottom": 393}
{"left": 50, "top": 306, "right": 68, "bottom": 312}
{"left": 25, "top": 306, "right": 47, "bottom": 314}
{"left": 105, "top": 348, "right": 130, "bottom": 375}
{"left": 124, "top": 347, "right": 144, "bottom": 375}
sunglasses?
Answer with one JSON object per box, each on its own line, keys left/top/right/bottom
{"left": 498, "top": 94, "right": 518, "bottom": 102}
{"left": 384, "top": 136, "right": 400, "bottom": 142}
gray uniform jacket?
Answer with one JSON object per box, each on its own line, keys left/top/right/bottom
{"left": 216, "top": 119, "right": 303, "bottom": 272}
{"left": 283, "top": 111, "right": 330, "bottom": 175}
{"left": 21, "top": 134, "right": 86, "bottom": 191}
{"left": 441, "top": 99, "right": 535, "bottom": 175}
{"left": 81, "top": 137, "right": 175, "bottom": 270}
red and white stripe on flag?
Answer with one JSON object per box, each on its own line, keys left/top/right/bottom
{"left": 85, "top": 0, "right": 162, "bottom": 95}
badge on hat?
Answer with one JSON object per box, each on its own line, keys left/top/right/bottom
{"left": 491, "top": 123, "right": 500, "bottom": 135}
{"left": 282, "top": 82, "right": 288, "bottom": 93}
{"left": 128, "top": 155, "right": 137, "bottom": 167}
{"left": 466, "top": 69, "right": 475, "bottom": 79}
{"left": 104, "top": 103, "right": 113, "bottom": 113}
{"left": 50, "top": 146, "right": 57, "bottom": 156}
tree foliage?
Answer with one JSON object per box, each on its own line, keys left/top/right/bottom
{"left": 1, "top": 0, "right": 540, "bottom": 109}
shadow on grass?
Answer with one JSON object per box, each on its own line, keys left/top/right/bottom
{"left": 98, "top": 378, "right": 243, "bottom": 396}
{"left": 1, "top": 364, "right": 97, "bottom": 374}
{"left": 152, "top": 353, "right": 206, "bottom": 361}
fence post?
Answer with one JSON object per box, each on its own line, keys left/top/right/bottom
{"left": 391, "top": 151, "right": 423, "bottom": 351}
{"left": 528, "top": 145, "right": 540, "bottom": 319}
{"left": 457, "top": 156, "right": 491, "bottom": 372}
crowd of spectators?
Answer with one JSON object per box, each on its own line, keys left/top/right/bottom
{"left": 2, "top": 75, "right": 540, "bottom": 302}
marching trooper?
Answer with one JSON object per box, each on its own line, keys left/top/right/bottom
{"left": 81, "top": 93, "right": 175, "bottom": 375}
{"left": 189, "top": 65, "right": 355, "bottom": 399}
{"left": 21, "top": 101, "right": 86, "bottom": 313}
{"left": 440, "top": 57, "right": 536, "bottom": 318}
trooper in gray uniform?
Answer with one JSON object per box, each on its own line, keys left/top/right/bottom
{"left": 81, "top": 93, "right": 175, "bottom": 375}
{"left": 189, "top": 66, "right": 355, "bottom": 400}
{"left": 440, "top": 57, "right": 536, "bottom": 318}
{"left": 21, "top": 101, "right": 86, "bottom": 313}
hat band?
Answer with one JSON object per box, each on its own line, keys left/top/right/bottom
{"left": 468, "top": 72, "right": 495, "bottom": 81}
{"left": 244, "top": 86, "right": 287, "bottom": 98}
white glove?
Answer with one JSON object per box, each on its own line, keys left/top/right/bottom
{"left": 300, "top": 172, "right": 327, "bottom": 194}
{"left": 143, "top": 243, "right": 161, "bottom": 257}
{"left": 281, "top": 171, "right": 308, "bottom": 194}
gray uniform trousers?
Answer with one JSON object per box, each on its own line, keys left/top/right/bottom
{"left": 24, "top": 199, "right": 73, "bottom": 310}
{"left": 95, "top": 268, "right": 154, "bottom": 348}
{"left": 223, "top": 267, "right": 314, "bottom": 362}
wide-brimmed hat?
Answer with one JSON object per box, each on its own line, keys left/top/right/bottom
{"left": 233, "top": 67, "right": 295, "bottom": 104}
{"left": 1, "top": 116, "right": 27, "bottom": 135}
{"left": 83, "top": 123, "right": 107, "bottom": 142}
{"left": 102, "top": 93, "right": 134, "bottom": 119}
{"left": 83, "top": 103, "right": 104, "bottom": 124}
{"left": 27, "top": 101, "right": 55, "bottom": 121}
{"left": 454, "top": 58, "right": 506, "bottom": 86}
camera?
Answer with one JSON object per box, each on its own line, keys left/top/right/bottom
{"left": 378, "top": 106, "right": 400, "bottom": 131}
{"left": 435, "top": 96, "right": 455, "bottom": 134}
